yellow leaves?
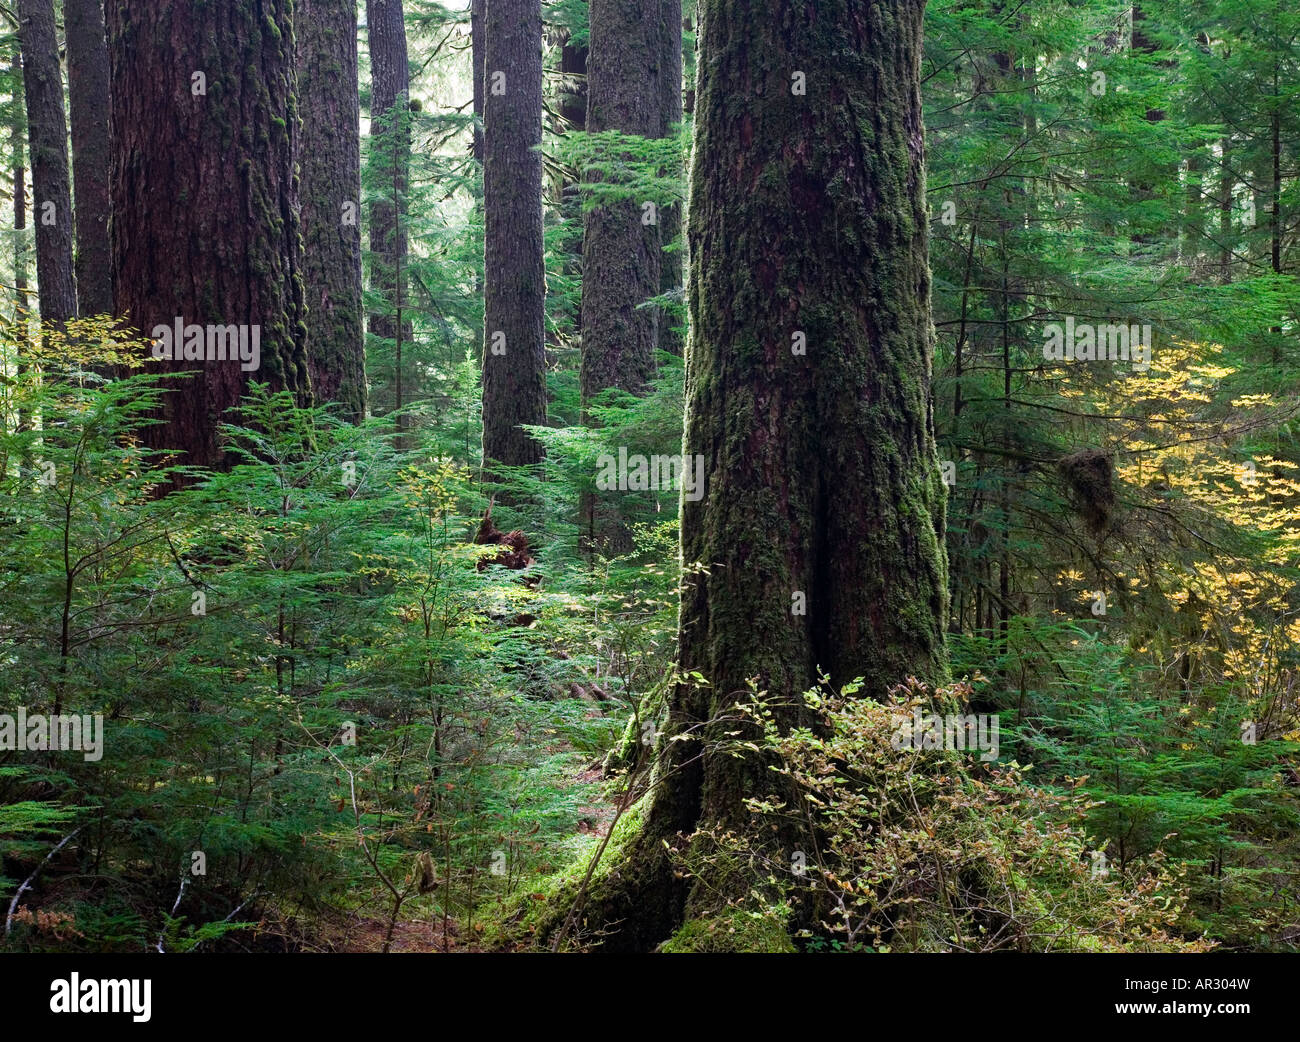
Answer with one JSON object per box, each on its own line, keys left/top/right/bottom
{"left": 398, "top": 457, "right": 467, "bottom": 519}
{"left": 1186, "top": 362, "right": 1234, "bottom": 383}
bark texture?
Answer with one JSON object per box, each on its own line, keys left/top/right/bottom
{"left": 12, "top": 46, "right": 31, "bottom": 441}
{"left": 107, "top": 0, "right": 311, "bottom": 471}
{"left": 12, "top": 46, "right": 29, "bottom": 329}
{"left": 579, "top": 0, "right": 663, "bottom": 407}
{"left": 557, "top": 21, "right": 587, "bottom": 327}
{"left": 366, "top": 0, "right": 410, "bottom": 434}
{"left": 471, "top": 0, "right": 486, "bottom": 164}
{"left": 18, "top": 0, "right": 76, "bottom": 326}
{"left": 299, "top": 0, "right": 366, "bottom": 421}
{"left": 65, "top": 0, "right": 113, "bottom": 318}
{"left": 657, "top": 0, "right": 684, "bottom": 357}
{"left": 561, "top": 0, "right": 948, "bottom": 951}
{"left": 559, "top": 28, "right": 587, "bottom": 136}
{"left": 481, "top": 0, "right": 547, "bottom": 472}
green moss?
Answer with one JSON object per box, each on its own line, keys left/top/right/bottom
{"left": 481, "top": 795, "right": 651, "bottom": 951}
{"left": 660, "top": 910, "right": 796, "bottom": 954}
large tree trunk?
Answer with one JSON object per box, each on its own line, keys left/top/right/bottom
{"left": 11, "top": 48, "right": 28, "bottom": 328}
{"left": 11, "top": 45, "right": 31, "bottom": 444}
{"left": 366, "top": 0, "right": 411, "bottom": 442}
{"left": 579, "top": 0, "right": 662, "bottom": 406}
{"left": 107, "top": 0, "right": 311, "bottom": 472}
{"left": 471, "top": 0, "right": 486, "bottom": 165}
{"left": 481, "top": 0, "right": 547, "bottom": 474}
{"left": 559, "top": 29, "right": 587, "bottom": 136}
{"left": 17, "top": 0, "right": 76, "bottom": 326}
{"left": 556, "top": 23, "right": 586, "bottom": 334}
{"left": 299, "top": 0, "right": 366, "bottom": 422}
{"left": 560, "top": 0, "right": 948, "bottom": 952}
{"left": 65, "top": 0, "right": 113, "bottom": 318}
{"left": 578, "top": 0, "right": 665, "bottom": 547}
{"left": 470, "top": 0, "right": 486, "bottom": 368}
{"left": 656, "top": 0, "right": 684, "bottom": 357}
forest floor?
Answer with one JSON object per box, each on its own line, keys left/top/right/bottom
{"left": 332, "top": 765, "right": 619, "bottom": 953}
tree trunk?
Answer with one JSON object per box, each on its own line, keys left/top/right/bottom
{"left": 12, "top": 48, "right": 28, "bottom": 327}
{"left": 559, "top": 28, "right": 587, "bottom": 136}
{"left": 65, "top": 0, "right": 113, "bottom": 318}
{"left": 17, "top": 0, "right": 76, "bottom": 326}
{"left": 107, "top": 0, "right": 311, "bottom": 472}
{"left": 557, "top": 25, "right": 586, "bottom": 334}
{"left": 677, "top": 0, "right": 946, "bottom": 739}
{"left": 470, "top": 0, "right": 486, "bottom": 368}
{"left": 366, "top": 0, "right": 411, "bottom": 444}
{"left": 561, "top": 0, "right": 947, "bottom": 952}
{"left": 11, "top": 45, "right": 31, "bottom": 443}
{"left": 299, "top": 0, "right": 366, "bottom": 421}
{"left": 1218, "top": 133, "right": 1233, "bottom": 284}
{"left": 657, "top": 0, "right": 684, "bottom": 357}
{"left": 580, "top": 0, "right": 662, "bottom": 407}
{"left": 471, "top": 0, "right": 486, "bottom": 165}
{"left": 578, "top": 0, "right": 665, "bottom": 546}
{"left": 481, "top": 0, "right": 547, "bottom": 473}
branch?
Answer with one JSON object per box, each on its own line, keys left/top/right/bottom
{"left": 4, "top": 826, "right": 83, "bottom": 937}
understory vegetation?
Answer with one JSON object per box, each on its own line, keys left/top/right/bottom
{"left": 3, "top": 314, "right": 1298, "bottom": 952}
{"left": 4, "top": 0, "right": 1300, "bottom": 953}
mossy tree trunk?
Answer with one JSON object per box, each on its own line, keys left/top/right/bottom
{"left": 18, "top": 0, "right": 76, "bottom": 326}
{"left": 65, "top": 0, "right": 113, "bottom": 318}
{"left": 366, "top": 0, "right": 411, "bottom": 443}
{"left": 656, "top": 0, "right": 683, "bottom": 358}
{"left": 299, "top": 0, "right": 366, "bottom": 422}
{"left": 481, "top": 0, "right": 547, "bottom": 473}
{"left": 565, "top": 0, "right": 948, "bottom": 952}
{"left": 107, "top": 0, "right": 311, "bottom": 472}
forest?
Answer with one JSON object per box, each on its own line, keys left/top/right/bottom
{"left": 0, "top": 0, "right": 1298, "bottom": 963}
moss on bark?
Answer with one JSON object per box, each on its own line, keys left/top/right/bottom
{"left": 554, "top": 0, "right": 949, "bottom": 951}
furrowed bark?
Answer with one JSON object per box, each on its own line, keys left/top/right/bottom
{"left": 65, "top": 0, "right": 113, "bottom": 318}
{"left": 18, "top": 0, "right": 76, "bottom": 326}
{"left": 108, "top": 0, "right": 312, "bottom": 473}
{"left": 300, "top": 0, "right": 366, "bottom": 421}
{"left": 555, "top": 0, "right": 948, "bottom": 952}
{"left": 481, "top": 0, "right": 548, "bottom": 475}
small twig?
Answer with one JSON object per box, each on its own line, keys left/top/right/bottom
{"left": 155, "top": 877, "right": 189, "bottom": 952}
{"left": 4, "top": 826, "right": 82, "bottom": 937}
